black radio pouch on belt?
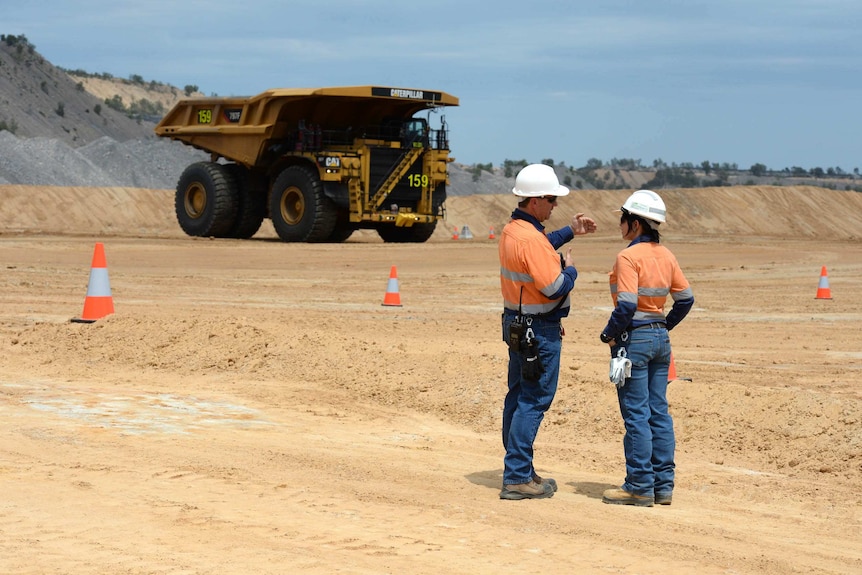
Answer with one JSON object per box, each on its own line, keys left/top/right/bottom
{"left": 507, "top": 318, "right": 525, "bottom": 352}
{"left": 509, "top": 287, "right": 544, "bottom": 380}
{"left": 521, "top": 336, "right": 542, "bottom": 381}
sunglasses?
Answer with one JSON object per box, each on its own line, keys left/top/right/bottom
{"left": 540, "top": 195, "right": 558, "bottom": 204}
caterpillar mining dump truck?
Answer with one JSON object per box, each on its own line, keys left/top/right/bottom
{"left": 154, "top": 85, "right": 458, "bottom": 242}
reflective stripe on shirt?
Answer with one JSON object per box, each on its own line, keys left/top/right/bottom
{"left": 499, "top": 219, "right": 571, "bottom": 315}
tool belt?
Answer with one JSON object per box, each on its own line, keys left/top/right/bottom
{"left": 504, "top": 286, "right": 558, "bottom": 381}
{"left": 629, "top": 321, "right": 666, "bottom": 332}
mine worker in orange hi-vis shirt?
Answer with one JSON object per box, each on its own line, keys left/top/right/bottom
{"left": 599, "top": 190, "right": 694, "bottom": 507}
{"left": 498, "top": 163, "right": 597, "bottom": 500}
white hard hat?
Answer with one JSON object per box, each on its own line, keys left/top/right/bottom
{"left": 512, "top": 164, "right": 569, "bottom": 197}
{"left": 619, "top": 189, "right": 666, "bottom": 224}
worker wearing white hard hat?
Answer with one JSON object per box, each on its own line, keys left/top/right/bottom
{"left": 510, "top": 163, "right": 570, "bottom": 198}
{"left": 498, "top": 163, "right": 597, "bottom": 500}
{"left": 616, "top": 189, "right": 667, "bottom": 224}
{"left": 600, "top": 190, "right": 694, "bottom": 507}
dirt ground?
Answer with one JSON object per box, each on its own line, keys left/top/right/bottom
{"left": 1, "top": 186, "right": 861, "bottom": 574}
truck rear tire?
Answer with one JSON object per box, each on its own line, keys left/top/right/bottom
{"left": 175, "top": 162, "right": 238, "bottom": 237}
{"left": 377, "top": 222, "right": 437, "bottom": 243}
{"left": 269, "top": 165, "right": 336, "bottom": 242}
{"left": 225, "top": 164, "right": 266, "bottom": 239}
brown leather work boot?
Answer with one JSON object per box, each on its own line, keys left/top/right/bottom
{"left": 602, "top": 488, "right": 654, "bottom": 507}
{"left": 532, "top": 473, "right": 558, "bottom": 492}
{"left": 500, "top": 480, "right": 554, "bottom": 500}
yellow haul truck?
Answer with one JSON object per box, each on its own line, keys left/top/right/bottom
{"left": 155, "top": 86, "right": 459, "bottom": 242}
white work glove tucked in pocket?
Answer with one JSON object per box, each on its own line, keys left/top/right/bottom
{"left": 609, "top": 348, "right": 632, "bottom": 388}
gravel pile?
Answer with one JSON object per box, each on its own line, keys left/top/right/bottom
{"left": 0, "top": 131, "right": 208, "bottom": 189}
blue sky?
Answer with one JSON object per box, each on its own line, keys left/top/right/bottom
{"left": 7, "top": 0, "right": 862, "bottom": 172}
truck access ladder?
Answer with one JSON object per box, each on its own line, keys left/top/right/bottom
{"left": 371, "top": 146, "right": 423, "bottom": 209}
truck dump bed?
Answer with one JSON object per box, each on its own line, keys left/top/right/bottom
{"left": 155, "top": 86, "right": 459, "bottom": 167}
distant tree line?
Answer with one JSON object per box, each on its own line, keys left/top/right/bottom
{"left": 469, "top": 157, "right": 862, "bottom": 193}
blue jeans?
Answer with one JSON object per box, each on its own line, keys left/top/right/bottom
{"left": 612, "top": 326, "right": 674, "bottom": 497}
{"left": 501, "top": 312, "right": 562, "bottom": 485}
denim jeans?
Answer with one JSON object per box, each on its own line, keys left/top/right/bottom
{"left": 612, "top": 326, "right": 674, "bottom": 497}
{"left": 501, "top": 312, "right": 562, "bottom": 485}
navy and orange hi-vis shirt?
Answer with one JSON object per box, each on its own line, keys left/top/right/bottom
{"left": 603, "top": 235, "right": 694, "bottom": 339}
{"left": 499, "top": 209, "right": 578, "bottom": 321}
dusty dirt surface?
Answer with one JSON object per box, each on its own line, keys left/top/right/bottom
{"left": 1, "top": 186, "right": 861, "bottom": 574}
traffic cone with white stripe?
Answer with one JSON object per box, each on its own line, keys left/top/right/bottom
{"left": 668, "top": 352, "right": 692, "bottom": 383}
{"left": 72, "top": 242, "right": 114, "bottom": 323}
{"left": 381, "top": 265, "right": 402, "bottom": 307}
{"left": 815, "top": 266, "right": 832, "bottom": 299}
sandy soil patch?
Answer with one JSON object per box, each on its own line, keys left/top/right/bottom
{"left": 1, "top": 187, "right": 860, "bottom": 574}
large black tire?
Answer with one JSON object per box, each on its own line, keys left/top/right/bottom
{"left": 376, "top": 221, "right": 437, "bottom": 243}
{"left": 325, "top": 210, "right": 357, "bottom": 243}
{"left": 175, "top": 162, "right": 238, "bottom": 237}
{"left": 224, "top": 164, "right": 266, "bottom": 239}
{"left": 326, "top": 225, "right": 356, "bottom": 243}
{"left": 269, "top": 165, "right": 336, "bottom": 242}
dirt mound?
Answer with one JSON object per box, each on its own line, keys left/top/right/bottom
{"left": 443, "top": 186, "right": 862, "bottom": 242}
{"left": 4, "top": 184, "right": 860, "bottom": 242}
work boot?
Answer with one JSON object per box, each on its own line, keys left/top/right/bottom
{"left": 655, "top": 492, "right": 673, "bottom": 505}
{"left": 533, "top": 473, "right": 558, "bottom": 492}
{"left": 602, "top": 488, "right": 654, "bottom": 507}
{"left": 500, "top": 480, "right": 554, "bottom": 500}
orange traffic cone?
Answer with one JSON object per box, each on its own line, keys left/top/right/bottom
{"left": 382, "top": 265, "right": 403, "bottom": 307}
{"left": 488, "top": 226, "right": 496, "bottom": 240}
{"left": 668, "top": 352, "right": 692, "bottom": 383}
{"left": 815, "top": 266, "right": 832, "bottom": 299}
{"left": 668, "top": 353, "right": 677, "bottom": 383}
{"left": 71, "top": 242, "right": 114, "bottom": 323}
{"left": 451, "top": 226, "right": 459, "bottom": 240}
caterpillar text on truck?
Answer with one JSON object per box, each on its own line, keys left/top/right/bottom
{"left": 154, "top": 86, "right": 459, "bottom": 242}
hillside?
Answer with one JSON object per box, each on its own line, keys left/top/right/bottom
{"left": 0, "top": 36, "right": 161, "bottom": 145}
{"left": 71, "top": 75, "right": 200, "bottom": 117}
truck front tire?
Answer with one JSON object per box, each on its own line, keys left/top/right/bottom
{"left": 269, "top": 165, "right": 336, "bottom": 242}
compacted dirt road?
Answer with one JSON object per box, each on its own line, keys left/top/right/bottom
{"left": 1, "top": 186, "right": 860, "bottom": 574}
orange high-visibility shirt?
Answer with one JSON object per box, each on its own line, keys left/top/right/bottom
{"left": 608, "top": 240, "right": 692, "bottom": 329}
{"left": 499, "top": 219, "right": 574, "bottom": 317}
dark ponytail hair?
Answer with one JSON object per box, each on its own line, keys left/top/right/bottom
{"left": 621, "top": 211, "right": 661, "bottom": 242}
